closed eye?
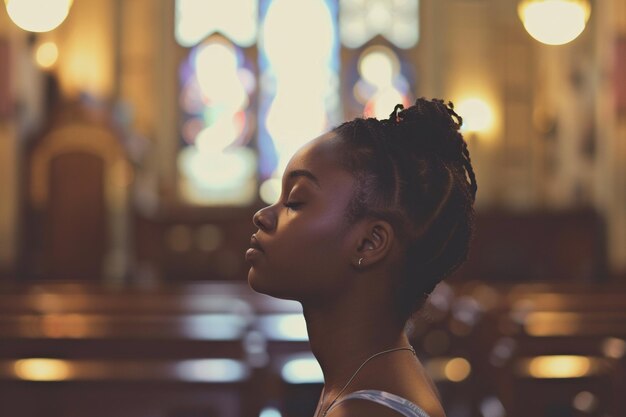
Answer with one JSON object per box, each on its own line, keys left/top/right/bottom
{"left": 283, "top": 202, "right": 303, "bottom": 211}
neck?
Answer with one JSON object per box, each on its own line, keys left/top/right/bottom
{"left": 302, "top": 295, "right": 409, "bottom": 397}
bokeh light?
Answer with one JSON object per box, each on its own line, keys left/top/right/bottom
{"left": 5, "top": 0, "right": 72, "bottom": 33}
{"left": 177, "top": 35, "right": 257, "bottom": 206}
{"left": 175, "top": 359, "right": 249, "bottom": 382}
{"left": 356, "top": 46, "right": 410, "bottom": 119}
{"left": 456, "top": 98, "right": 494, "bottom": 134}
{"left": 526, "top": 355, "right": 593, "bottom": 378}
{"left": 34, "top": 42, "right": 59, "bottom": 69}
{"left": 426, "top": 357, "right": 472, "bottom": 382}
{"left": 281, "top": 355, "right": 324, "bottom": 383}
{"left": 258, "top": 0, "right": 340, "bottom": 182}
{"left": 340, "top": 0, "right": 419, "bottom": 49}
{"left": 518, "top": 0, "right": 590, "bottom": 46}
{"left": 175, "top": 0, "right": 257, "bottom": 47}
{"left": 14, "top": 358, "right": 72, "bottom": 381}
{"left": 358, "top": 46, "right": 399, "bottom": 88}
{"left": 259, "top": 177, "right": 281, "bottom": 205}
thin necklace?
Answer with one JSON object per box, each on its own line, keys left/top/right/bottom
{"left": 316, "top": 345, "right": 417, "bottom": 417}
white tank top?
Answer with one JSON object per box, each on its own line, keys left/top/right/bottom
{"left": 326, "top": 389, "right": 432, "bottom": 417}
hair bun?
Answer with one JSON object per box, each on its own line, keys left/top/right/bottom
{"left": 386, "top": 98, "right": 477, "bottom": 200}
{"left": 386, "top": 99, "right": 463, "bottom": 160}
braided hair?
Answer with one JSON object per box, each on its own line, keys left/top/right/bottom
{"left": 333, "top": 98, "right": 477, "bottom": 319}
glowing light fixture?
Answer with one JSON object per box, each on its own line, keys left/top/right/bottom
{"left": 5, "top": 0, "right": 73, "bottom": 33}
{"left": 518, "top": 0, "right": 591, "bottom": 46}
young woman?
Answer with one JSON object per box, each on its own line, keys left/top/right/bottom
{"left": 245, "top": 98, "right": 477, "bottom": 417}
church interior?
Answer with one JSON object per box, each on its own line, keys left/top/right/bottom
{"left": 1, "top": 0, "right": 626, "bottom": 416}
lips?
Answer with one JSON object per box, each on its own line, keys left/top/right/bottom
{"left": 249, "top": 234, "right": 265, "bottom": 252}
{"left": 245, "top": 235, "right": 265, "bottom": 262}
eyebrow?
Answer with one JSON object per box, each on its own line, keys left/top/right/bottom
{"left": 286, "top": 169, "right": 321, "bottom": 188}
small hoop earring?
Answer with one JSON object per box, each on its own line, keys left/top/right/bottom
{"left": 358, "top": 257, "right": 363, "bottom": 267}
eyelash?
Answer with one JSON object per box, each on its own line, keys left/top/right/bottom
{"left": 283, "top": 202, "right": 303, "bottom": 211}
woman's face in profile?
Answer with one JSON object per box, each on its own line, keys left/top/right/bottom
{"left": 247, "top": 132, "right": 359, "bottom": 302}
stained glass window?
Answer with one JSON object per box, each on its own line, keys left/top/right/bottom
{"left": 257, "top": 0, "right": 340, "bottom": 203}
{"left": 174, "top": 0, "right": 417, "bottom": 207}
{"left": 355, "top": 45, "right": 412, "bottom": 119}
{"left": 177, "top": 37, "right": 257, "bottom": 205}
{"left": 175, "top": 0, "right": 258, "bottom": 48}
{"left": 340, "top": 0, "right": 420, "bottom": 49}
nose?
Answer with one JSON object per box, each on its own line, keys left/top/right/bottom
{"left": 253, "top": 205, "right": 276, "bottom": 232}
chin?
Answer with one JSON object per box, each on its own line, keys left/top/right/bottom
{"left": 247, "top": 268, "right": 302, "bottom": 302}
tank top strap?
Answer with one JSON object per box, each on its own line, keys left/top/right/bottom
{"left": 326, "top": 389, "right": 432, "bottom": 417}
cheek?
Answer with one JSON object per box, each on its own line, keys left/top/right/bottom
{"left": 251, "top": 213, "right": 350, "bottom": 297}
{"left": 285, "top": 211, "right": 348, "bottom": 260}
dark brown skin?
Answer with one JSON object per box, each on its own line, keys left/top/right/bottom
{"left": 247, "top": 132, "right": 446, "bottom": 417}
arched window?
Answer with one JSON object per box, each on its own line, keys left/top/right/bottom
{"left": 174, "top": 0, "right": 418, "bottom": 207}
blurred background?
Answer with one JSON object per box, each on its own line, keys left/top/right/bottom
{"left": 0, "top": 0, "right": 625, "bottom": 416}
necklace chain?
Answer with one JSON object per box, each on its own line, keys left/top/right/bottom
{"left": 316, "top": 345, "right": 416, "bottom": 417}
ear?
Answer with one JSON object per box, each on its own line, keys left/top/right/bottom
{"left": 352, "top": 220, "right": 395, "bottom": 269}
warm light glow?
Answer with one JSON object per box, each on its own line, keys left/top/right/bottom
{"left": 358, "top": 46, "right": 399, "bottom": 88}
{"left": 175, "top": 0, "right": 257, "bottom": 47}
{"left": 456, "top": 98, "right": 494, "bottom": 134}
{"left": 524, "top": 312, "right": 581, "bottom": 336}
{"left": 444, "top": 357, "right": 472, "bottom": 382}
{"left": 357, "top": 46, "right": 410, "bottom": 119}
{"left": 281, "top": 355, "right": 323, "bottom": 383}
{"left": 518, "top": 0, "right": 591, "bottom": 46}
{"left": 56, "top": 2, "right": 113, "bottom": 98}
{"left": 5, "top": 0, "right": 72, "bottom": 32}
{"left": 526, "top": 355, "right": 592, "bottom": 378}
{"left": 14, "top": 358, "right": 72, "bottom": 381}
{"left": 34, "top": 42, "right": 59, "bottom": 69}
{"left": 425, "top": 357, "right": 472, "bottom": 382}
{"left": 366, "top": 89, "right": 408, "bottom": 119}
